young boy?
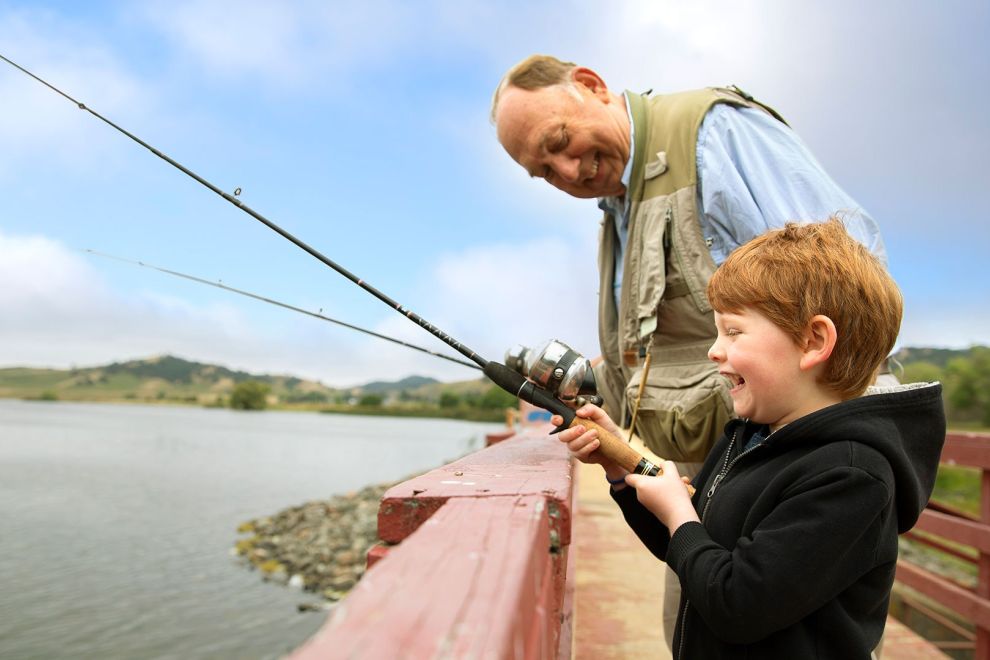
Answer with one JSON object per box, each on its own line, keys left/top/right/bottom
{"left": 555, "top": 219, "right": 945, "bottom": 659}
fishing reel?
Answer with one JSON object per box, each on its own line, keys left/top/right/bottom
{"left": 504, "top": 339, "right": 603, "bottom": 408}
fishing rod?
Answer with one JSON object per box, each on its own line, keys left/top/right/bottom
{"left": 2, "top": 52, "right": 674, "bottom": 483}
{"left": 82, "top": 248, "right": 481, "bottom": 371}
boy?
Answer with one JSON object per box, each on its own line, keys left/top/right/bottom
{"left": 555, "top": 219, "right": 945, "bottom": 658}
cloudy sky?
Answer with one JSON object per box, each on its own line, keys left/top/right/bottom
{"left": 1, "top": 1, "right": 986, "bottom": 387}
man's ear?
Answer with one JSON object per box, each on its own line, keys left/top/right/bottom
{"left": 571, "top": 67, "right": 610, "bottom": 101}
{"left": 800, "top": 314, "right": 837, "bottom": 371}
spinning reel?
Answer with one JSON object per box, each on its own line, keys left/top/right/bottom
{"left": 504, "top": 339, "right": 604, "bottom": 409}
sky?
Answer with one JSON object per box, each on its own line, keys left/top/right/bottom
{"left": 0, "top": 0, "right": 987, "bottom": 388}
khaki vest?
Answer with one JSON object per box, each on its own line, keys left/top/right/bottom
{"left": 596, "top": 87, "right": 786, "bottom": 462}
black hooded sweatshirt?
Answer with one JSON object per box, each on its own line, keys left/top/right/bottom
{"left": 612, "top": 382, "right": 945, "bottom": 659}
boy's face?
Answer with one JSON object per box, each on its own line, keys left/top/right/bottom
{"left": 708, "top": 307, "right": 814, "bottom": 431}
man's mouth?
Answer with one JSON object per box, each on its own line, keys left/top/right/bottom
{"left": 586, "top": 154, "right": 600, "bottom": 182}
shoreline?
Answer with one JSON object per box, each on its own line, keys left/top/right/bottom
{"left": 232, "top": 481, "right": 397, "bottom": 608}
{"left": 5, "top": 395, "right": 510, "bottom": 423}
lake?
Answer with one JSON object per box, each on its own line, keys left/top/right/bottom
{"left": 0, "top": 399, "right": 500, "bottom": 659}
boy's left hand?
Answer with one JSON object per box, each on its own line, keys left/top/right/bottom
{"left": 624, "top": 461, "right": 700, "bottom": 533}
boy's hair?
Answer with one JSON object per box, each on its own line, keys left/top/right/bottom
{"left": 706, "top": 218, "right": 902, "bottom": 399}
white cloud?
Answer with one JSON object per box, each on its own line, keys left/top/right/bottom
{"left": 140, "top": 0, "right": 415, "bottom": 86}
{"left": 0, "top": 9, "right": 151, "bottom": 175}
{"left": 900, "top": 298, "right": 990, "bottom": 350}
{"left": 423, "top": 236, "right": 602, "bottom": 358}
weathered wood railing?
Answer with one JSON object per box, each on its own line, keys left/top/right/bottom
{"left": 290, "top": 425, "right": 575, "bottom": 659}
{"left": 896, "top": 431, "right": 990, "bottom": 657}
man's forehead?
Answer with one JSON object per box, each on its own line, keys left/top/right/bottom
{"left": 496, "top": 87, "right": 566, "bottom": 160}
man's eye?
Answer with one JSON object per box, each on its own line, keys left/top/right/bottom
{"left": 549, "top": 128, "right": 568, "bottom": 153}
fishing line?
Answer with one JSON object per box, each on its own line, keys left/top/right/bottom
{"left": 82, "top": 249, "right": 481, "bottom": 371}
{"left": 0, "top": 52, "right": 486, "bottom": 369}
{"left": 2, "top": 52, "right": 674, "bottom": 481}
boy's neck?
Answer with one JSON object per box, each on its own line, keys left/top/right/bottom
{"left": 769, "top": 387, "right": 844, "bottom": 433}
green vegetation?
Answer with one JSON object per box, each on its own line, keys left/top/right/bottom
{"left": 931, "top": 464, "right": 980, "bottom": 518}
{"left": 895, "top": 346, "right": 990, "bottom": 426}
{"left": 0, "top": 354, "right": 510, "bottom": 421}
{"left": 229, "top": 381, "right": 271, "bottom": 411}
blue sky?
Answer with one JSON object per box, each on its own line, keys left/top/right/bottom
{"left": 0, "top": 1, "right": 987, "bottom": 387}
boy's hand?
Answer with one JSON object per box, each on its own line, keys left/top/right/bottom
{"left": 625, "top": 461, "right": 700, "bottom": 532}
{"left": 550, "top": 404, "right": 626, "bottom": 482}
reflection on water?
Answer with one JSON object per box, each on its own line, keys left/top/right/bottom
{"left": 0, "top": 399, "right": 496, "bottom": 659}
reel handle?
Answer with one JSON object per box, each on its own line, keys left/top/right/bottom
{"left": 481, "top": 361, "right": 696, "bottom": 497}
{"left": 572, "top": 418, "right": 697, "bottom": 498}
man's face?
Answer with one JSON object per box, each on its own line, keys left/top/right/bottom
{"left": 495, "top": 79, "right": 631, "bottom": 199}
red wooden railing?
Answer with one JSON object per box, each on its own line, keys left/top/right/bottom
{"left": 289, "top": 425, "right": 574, "bottom": 659}
{"left": 287, "top": 429, "right": 989, "bottom": 658}
{"left": 896, "top": 432, "right": 990, "bottom": 657}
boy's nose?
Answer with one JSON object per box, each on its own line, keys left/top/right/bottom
{"left": 708, "top": 341, "right": 724, "bottom": 363}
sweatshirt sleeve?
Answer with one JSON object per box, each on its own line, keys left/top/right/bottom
{"left": 610, "top": 484, "right": 672, "bottom": 560}
{"left": 665, "top": 465, "right": 890, "bottom": 644}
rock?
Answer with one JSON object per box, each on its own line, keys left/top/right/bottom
{"left": 233, "top": 480, "right": 400, "bottom": 603}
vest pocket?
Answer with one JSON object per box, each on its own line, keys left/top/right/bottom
{"left": 624, "top": 360, "right": 733, "bottom": 463}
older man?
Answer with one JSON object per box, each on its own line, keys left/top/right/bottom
{"left": 492, "top": 54, "right": 886, "bottom": 649}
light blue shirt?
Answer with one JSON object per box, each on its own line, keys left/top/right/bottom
{"left": 600, "top": 97, "right": 887, "bottom": 307}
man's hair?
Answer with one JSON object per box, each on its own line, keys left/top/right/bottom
{"left": 707, "top": 218, "right": 902, "bottom": 399}
{"left": 490, "top": 54, "right": 578, "bottom": 124}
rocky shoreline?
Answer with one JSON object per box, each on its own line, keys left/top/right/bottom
{"left": 232, "top": 481, "right": 397, "bottom": 609}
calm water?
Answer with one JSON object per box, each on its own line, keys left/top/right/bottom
{"left": 0, "top": 399, "right": 498, "bottom": 659}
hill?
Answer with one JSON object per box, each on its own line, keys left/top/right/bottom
{"left": 892, "top": 346, "right": 978, "bottom": 370}
{"left": 0, "top": 355, "right": 470, "bottom": 407}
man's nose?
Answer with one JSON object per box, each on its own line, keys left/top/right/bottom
{"left": 550, "top": 154, "right": 581, "bottom": 183}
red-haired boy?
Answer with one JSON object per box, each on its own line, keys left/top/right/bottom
{"left": 555, "top": 218, "right": 944, "bottom": 659}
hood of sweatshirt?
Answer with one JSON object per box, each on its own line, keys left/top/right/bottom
{"left": 726, "top": 382, "right": 946, "bottom": 533}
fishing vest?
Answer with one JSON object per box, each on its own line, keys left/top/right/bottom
{"left": 597, "top": 87, "right": 786, "bottom": 462}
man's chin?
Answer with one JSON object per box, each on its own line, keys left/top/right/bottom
{"left": 560, "top": 181, "right": 625, "bottom": 199}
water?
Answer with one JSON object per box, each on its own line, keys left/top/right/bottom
{"left": 0, "top": 399, "right": 499, "bottom": 659}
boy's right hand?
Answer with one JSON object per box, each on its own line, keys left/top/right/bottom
{"left": 550, "top": 404, "right": 626, "bottom": 480}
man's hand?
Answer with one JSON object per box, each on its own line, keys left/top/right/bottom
{"left": 625, "top": 461, "right": 700, "bottom": 533}
{"left": 550, "top": 404, "right": 627, "bottom": 483}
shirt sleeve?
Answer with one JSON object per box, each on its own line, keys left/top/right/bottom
{"left": 696, "top": 104, "right": 887, "bottom": 266}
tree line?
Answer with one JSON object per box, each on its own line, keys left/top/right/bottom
{"left": 901, "top": 346, "right": 990, "bottom": 427}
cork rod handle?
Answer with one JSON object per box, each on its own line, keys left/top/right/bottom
{"left": 571, "top": 417, "right": 697, "bottom": 498}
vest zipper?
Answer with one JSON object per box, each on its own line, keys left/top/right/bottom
{"left": 663, "top": 207, "right": 673, "bottom": 250}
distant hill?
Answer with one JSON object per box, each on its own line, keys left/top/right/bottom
{"left": 357, "top": 375, "right": 440, "bottom": 394}
{"left": 0, "top": 355, "right": 469, "bottom": 407}
{"left": 892, "top": 346, "right": 981, "bottom": 370}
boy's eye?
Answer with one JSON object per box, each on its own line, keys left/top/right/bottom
{"left": 726, "top": 328, "right": 741, "bottom": 336}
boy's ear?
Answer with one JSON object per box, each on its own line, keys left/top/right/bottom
{"left": 800, "top": 315, "right": 837, "bottom": 371}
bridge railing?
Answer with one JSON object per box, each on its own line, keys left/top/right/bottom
{"left": 289, "top": 425, "right": 575, "bottom": 659}
{"left": 896, "top": 431, "right": 990, "bottom": 657}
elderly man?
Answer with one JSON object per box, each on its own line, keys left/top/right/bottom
{"left": 491, "top": 54, "right": 886, "bottom": 649}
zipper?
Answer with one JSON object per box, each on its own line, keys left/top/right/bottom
{"left": 675, "top": 426, "right": 749, "bottom": 660}
{"left": 663, "top": 207, "right": 673, "bottom": 251}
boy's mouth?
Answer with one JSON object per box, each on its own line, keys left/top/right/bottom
{"left": 722, "top": 372, "right": 745, "bottom": 391}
